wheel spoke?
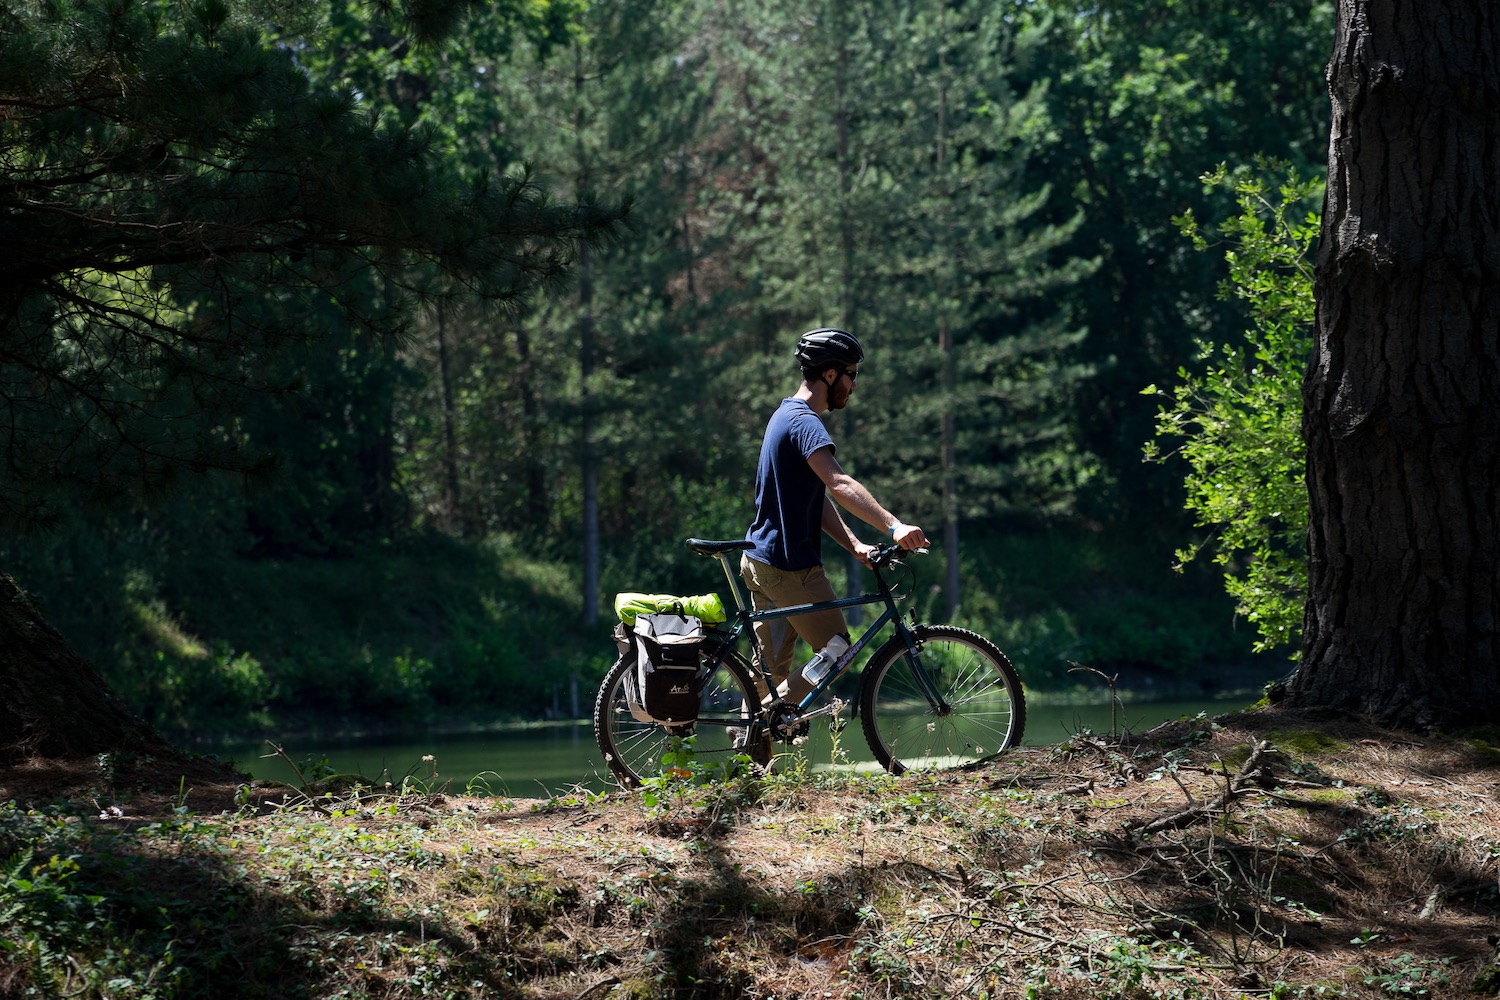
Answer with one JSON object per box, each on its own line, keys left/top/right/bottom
{"left": 862, "top": 626, "right": 1025, "bottom": 773}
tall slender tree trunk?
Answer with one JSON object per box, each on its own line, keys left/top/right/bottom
{"left": 940, "top": 346, "right": 959, "bottom": 620}
{"left": 1292, "top": 0, "right": 1500, "bottom": 728}
{"left": 365, "top": 278, "right": 400, "bottom": 534}
{"left": 575, "top": 52, "right": 600, "bottom": 629}
{"left": 833, "top": 0, "right": 863, "bottom": 623}
{"left": 0, "top": 575, "right": 169, "bottom": 763}
{"left": 935, "top": 19, "right": 961, "bottom": 620}
{"left": 434, "top": 298, "right": 463, "bottom": 536}
{"left": 512, "top": 323, "right": 548, "bottom": 530}
{"left": 580, "top": 237, "right": 599, "bottom": 628}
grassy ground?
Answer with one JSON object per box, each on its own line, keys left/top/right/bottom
{"left": 3, "top": 707, "right": 1498, "bottom": 999}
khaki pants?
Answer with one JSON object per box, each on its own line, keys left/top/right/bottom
{"left": 739, "top": 554, "right": 848, "bottom": 702}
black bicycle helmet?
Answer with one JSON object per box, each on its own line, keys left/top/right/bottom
{"left": 795, "top": 328, "right": 863, "bottom": 371}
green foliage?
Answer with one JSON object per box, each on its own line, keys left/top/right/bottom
{"left": 0, "top": 805, "right": 268, "bottom": 998}
{"left": 7, "top": 505, "right": 1273, "bottom": 739}
{"left": 1016, "top": 0, "right": 1333, "bottom": 518}
{"left": 5, "top": 524, "right": 604, "bottom": 736}
{"left": 0, "top": 0, "right": 619, "bottom": 530}
{"left": 1146, "top": 163, "right": 1320, "bottom": 655}
{"left": 1361, "top": 953, "right": 1453, "bottom": 997}
{"left": 717, "top": 0, "right": 1098, "bottom": 530}
{"left": 960, "top": 523, "right": 1275, "bottom": 690}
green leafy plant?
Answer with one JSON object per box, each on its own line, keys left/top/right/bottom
{"left": 1362, "top": 953, "right": 1452, "bottom": 996}
{"left": 1146, "top": 161, "right": 1320, "bottom": 655}
{"left": 639, "top": 735, "right": 701, "bottom": 813}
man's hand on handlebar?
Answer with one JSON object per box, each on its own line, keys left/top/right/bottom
{"left": 853, "top": 541, "right": 880, "bottom": 570}
{"left": 872, "top": 541, "right": 930, "bottom": 569}
{"left": 889, "top": 521, "right": 929, "bottom": 551}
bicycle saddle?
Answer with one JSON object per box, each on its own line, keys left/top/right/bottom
{"left": 685, "top": 538, "right": 755, "bottom": 556}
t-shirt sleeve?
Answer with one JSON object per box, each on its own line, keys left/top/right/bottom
{"left": 787, "top": 410, "right": 834, "bottom": 461}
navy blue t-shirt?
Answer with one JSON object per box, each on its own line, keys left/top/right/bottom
{"left": 745, "top": 398, "right": 835, "bottom": 571}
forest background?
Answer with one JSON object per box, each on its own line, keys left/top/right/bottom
{"left": 0, "top": 0, "right": 1334, "bottom": 742}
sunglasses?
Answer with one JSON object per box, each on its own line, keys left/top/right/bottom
{"left": 839, "top": 368, "right": 860, "bottom": 382}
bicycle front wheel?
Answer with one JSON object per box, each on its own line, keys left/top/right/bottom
{"left": 859, "top": 624, "right": 1026, "bottom": 774}
{"left": 593, "top": 645, "right": 768, "bottom": 788}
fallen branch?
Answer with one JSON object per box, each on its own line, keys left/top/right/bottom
{"left": 261, "top": 741, "right": 333, "bottom": 816}
{"left": 576, "top": 976, "right": 622, "bottom": 999}
{"left": 1127, "top": 739, "right": 1274, "bottom": 837}
{"left": 923, "top": 912, "right": 1188, "bottom": 974}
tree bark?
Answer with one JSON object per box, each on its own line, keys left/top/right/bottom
{"left": 1293, "top": 0, "right": 1500, "bottom": 728}
{"left": 0, "top": 575, "right": 169, "bottom": 763}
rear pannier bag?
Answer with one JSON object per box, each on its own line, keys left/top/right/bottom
{"left": 632, "top": 613, "right": 706, "bottom": 726}
{"left": 613, "top": 622, "right": 654, "bottom": 724}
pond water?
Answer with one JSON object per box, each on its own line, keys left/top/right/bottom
{"left": 218, "top": 696, "right": 1252, "bottom": 797}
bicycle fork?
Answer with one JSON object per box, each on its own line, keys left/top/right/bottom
{"left": 886, "top": 617, "right": 954, "bottom": 716}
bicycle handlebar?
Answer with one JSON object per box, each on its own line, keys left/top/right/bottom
{"left": 871, "top": 543, "right": 928, "bottom": 571}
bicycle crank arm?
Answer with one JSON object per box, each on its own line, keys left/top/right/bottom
{"left": 795, "top": 697, "right": 848, "bottom": 723}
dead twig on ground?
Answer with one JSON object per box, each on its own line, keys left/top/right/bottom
{"left": 1127, "top": 739, "right": 1274, "bottom": 837}
{"left": 1068, "top": 662, "right": 1123, "bottom": 740}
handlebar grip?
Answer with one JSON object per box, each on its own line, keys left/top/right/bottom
{"left": 872, "top": 543, "right": 927, "bottom": 569}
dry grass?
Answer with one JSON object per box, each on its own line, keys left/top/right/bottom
{"left": 3, "top": 706, "right": 1500, "bottom": 998}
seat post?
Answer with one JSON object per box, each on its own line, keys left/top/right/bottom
{"left": 716, "top": 552, "right": 752, "bottom": 613}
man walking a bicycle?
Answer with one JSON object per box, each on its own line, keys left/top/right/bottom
{"left": 742, "top": 328, "right": 931, "bottom": 703}
{"left": 593, "top": 328, "right": 1026, "bottom": 784}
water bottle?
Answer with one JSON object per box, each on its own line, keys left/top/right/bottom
{"left": 802, "top": 634, "right": 850, "bottom": 685}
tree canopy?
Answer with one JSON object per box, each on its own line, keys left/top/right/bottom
{"left": 0, "top": 0, "right": 617, "bottom": 528}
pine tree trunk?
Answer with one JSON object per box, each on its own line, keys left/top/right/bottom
{"left": 435, "top": 299, "right": 463, "bottom": 536}
{"left": 579, "top": 237, "right": 600, "bottom": 629}
{"left": 833, "top": 0, "right": 864, "bottom": 625}
{"left": 1293, "top": 0, "right": 1500, "bottom": 728}
{"left": 0, "top": 575, "right": 168, "bottom": 763}
{"left": 576, "top": 50, "right": 600, "bottom": 630}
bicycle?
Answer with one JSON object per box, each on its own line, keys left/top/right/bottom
{"left": 592, "top": 537, "right": 1026, "bottom": 787}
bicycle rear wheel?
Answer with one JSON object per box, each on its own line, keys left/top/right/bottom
{"left": 859, "top": 624, "right": 1026, "bottom": 774}
{"left": 593, "top": 645, "right": 768, "bottom": 788}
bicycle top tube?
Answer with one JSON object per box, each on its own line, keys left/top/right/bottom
{"left": 742, "top": 587, "right": 888, "bottom": 625}
{"left": 684, "top": 537, "right": 916, "bottom": 619}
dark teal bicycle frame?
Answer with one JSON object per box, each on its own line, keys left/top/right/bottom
{"left": 694, "top": 544, "right": 951, "bottom": 723}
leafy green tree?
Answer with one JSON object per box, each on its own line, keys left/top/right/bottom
{"left": 0, "top": 0, "right": 618, "bottom": 759}
{"left": 1018, "top": 0, "right": 1332, "bottom": 522}
{"left": 0, "top": 0, "right": 611, "bottom": 527}
{"left": 862, "top": 1, "right": 1096, "bottom": 616}
{"left": 711, "top": 0, "right": 1095, "bottom": 615}
{"left": 266, "top": 0, "right": 592, "bottom": 546}
{"left": 1146, "top": 164, "right": 1318, "bottom": 654}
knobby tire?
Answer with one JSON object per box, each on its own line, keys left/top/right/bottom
{"left": 859, "top": 624, "right": 1025, "bottom": 774}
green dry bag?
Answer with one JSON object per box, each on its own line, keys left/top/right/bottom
{"left": 613, "top": 592, "right": 726, "bottom": 626}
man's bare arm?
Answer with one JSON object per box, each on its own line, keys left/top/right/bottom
{"left": 808, "top": 447, "right": 929, "bottom": 550}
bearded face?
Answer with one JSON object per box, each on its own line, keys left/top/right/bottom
{"left": 826, "top": 369, "right": 855, "bottom": 410}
